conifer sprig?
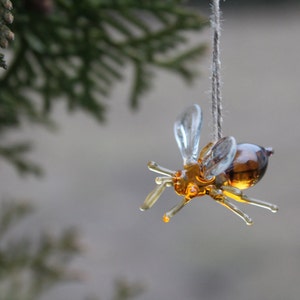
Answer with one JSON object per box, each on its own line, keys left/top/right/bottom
{"left": 0, "top": 199, "right": 143, "bottom": 300}
{"left": 0, "top": 0, "right": 208, "bottom": 175}
{"left": 0, "top": 0, "right": 13, "bottom": 69}
{"left": 2, "top": 0, "right": 207, "bottom": 125}
{"left": 0, "top": 200, "right": 81, "bottom": 299}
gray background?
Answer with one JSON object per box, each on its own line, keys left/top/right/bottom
{"left": 2, "top": 5, "right": 300, "bottom": 300}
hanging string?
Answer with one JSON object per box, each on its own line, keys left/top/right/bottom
{"left": 211, "top": 0, "right": 223, "bottom": 141}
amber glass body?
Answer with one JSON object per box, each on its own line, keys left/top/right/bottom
{"left": 172, "top": 143, "right": 272, "bottom": 201}
{"left": 224, "top": 143, "right": 272, "bottom": 190}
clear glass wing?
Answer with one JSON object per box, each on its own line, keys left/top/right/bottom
{"left": 174, "top": 104, "right": 202, "bottom": 165}
{"left": 201, "top": 136, "right": 237, "bottom": 179}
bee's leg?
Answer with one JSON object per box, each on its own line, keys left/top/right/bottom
{"left": 222, "top": 186, "right": 278, "bottom": 213}
{"left": 162, "top": 197, "right": 189, "bottom": 223}
{"left": 209, "top": 188, "right": 253, "bottom": 225}
{"left": 140, "top": 177, "right": 173, "bottom": 211}
{"left": 218, "top": 197, "right": 253, "bottom": 226}
{"left": 147, "top": 161, "right": 175, "bottom": 177}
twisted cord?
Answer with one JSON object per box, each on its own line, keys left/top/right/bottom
{"left": 211, "top": 0, "right": 223, "bottom": 141}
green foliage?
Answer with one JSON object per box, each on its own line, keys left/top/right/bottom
{"left": 0, "top": 200, "right": 80, "bottom": 299}
{"left": 0, "top": 52, "right": 6, "bottom": 68}
{"left": 0, "top": 141, "right": 43, "bottom": 176}
{"left": 8, "top": 0, "right": 207, "bottom": 121}
{"left": 0, "top": 0, "right": 208, "bottom": 176}
{"left": 0, "top": 200, "right": 143, "bottom": 300}
{"left": 111, "top": 278, "right": 144, "bottom": 300}
{"left": 0, "top": 0, "right": 14, "bottom": 69}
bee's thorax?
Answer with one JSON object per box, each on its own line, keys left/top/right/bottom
{"left": 173, "top": 163, "right": 215, "bottom": 199}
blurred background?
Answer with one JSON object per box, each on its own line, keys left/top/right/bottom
{"left": 0, "top": 1, "right": 300, "bottom": 300}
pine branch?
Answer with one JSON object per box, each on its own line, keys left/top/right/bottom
{"left": 0, "top": 200, "right": 83, "bottom": 299}
{"left": 0, "top": 199, "right": 144, "bottom": 300}
{"left": 0, "top": 0, "right": 208, "bottom": 175}
{"left": 0, "top": 142, "right": 43, "bottom": 177}
{"left": 0, "top": 0, "right": 14, "bottom": 69}
{"left": 112, "top": 278, "right": 144, "bottom": 300}
{"left": 2, "top": 0, "right": 208, "bottom": 124}
{"left": 0, "top": 52, "right": 6, "bottom": 69}
{"left": 0, "top": 200, "right": 33, "bottom": 238}
{"left": 130, "top": 62, "right": 152, "bottom": 108}
{"left": 155, "top": 44, "right": 207, "bottom": 82}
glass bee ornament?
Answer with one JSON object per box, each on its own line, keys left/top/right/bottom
{"left": 140, "top": 104, "right": 278, "bottom": 225}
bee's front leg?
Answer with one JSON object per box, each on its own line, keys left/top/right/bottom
{"left": 140, "top": 177, "right": 173, "bottom": 211}
{"left": 162, "top": 197, "right": 190, "bottom": 223}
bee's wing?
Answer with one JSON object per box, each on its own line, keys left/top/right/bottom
{"left": 174, "top": 104, "right": 202, "bottom": 165}
{"left": 201, "top": 136, "right": 237, "bottom": 179}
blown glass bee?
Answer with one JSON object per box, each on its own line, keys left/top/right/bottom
{"left": 140, "top": 104, "right": 278, "bottom": 225}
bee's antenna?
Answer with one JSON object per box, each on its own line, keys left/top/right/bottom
{"left": 147, "top": 161, "right": 174, "bottom": 177}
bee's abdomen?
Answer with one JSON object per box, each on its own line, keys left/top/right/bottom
{"left": 225, "top": 143, "right": 272, "bottom": 190}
